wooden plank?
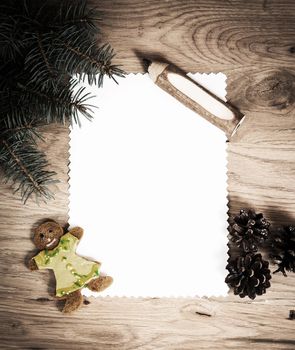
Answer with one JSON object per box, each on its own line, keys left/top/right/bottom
{"left": 94, "top": 0, "right": 295, "bottom": 73}
{"left": 228, "top": 142, "right": 295, "bottom": 219}
{"left": 0, "top": 273, "right": 294, "bottom": 349}
{"left": 1, "top": 0, "right": 295, "bottom": 349}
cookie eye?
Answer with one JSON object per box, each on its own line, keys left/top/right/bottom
{"left": 49, "top": 229, "right": 53, "bottom": 233}
{"left": 40, "top": 233, "right": 45, "bottom": 240}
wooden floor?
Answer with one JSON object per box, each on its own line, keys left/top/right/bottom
{"left": 1, "top": 0, "right": 295, "bottom": 348}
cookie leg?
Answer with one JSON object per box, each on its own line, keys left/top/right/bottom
{"left": 87, "top": 276, "right": 113, "bottom": 292}
{"left": 62, "top": 290, "right": 83, "bottom": 314}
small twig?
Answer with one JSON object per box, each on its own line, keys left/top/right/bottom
{"left": 35, "top": 297, "right": 51, "bottom": 303}
{"left": 1, "top": 139, "right": 43, "bottom": 194}
{"left": 63, "top": 42, "right": 106, "bottom": 70}
{"left": 37, "top": 33, "right": 55, "bottom": 77}
{"left": 195, "top": 311, "right": 212, "bottom": 317}
{"left": 18, "top": 83, "right": 82, "bottom": 112}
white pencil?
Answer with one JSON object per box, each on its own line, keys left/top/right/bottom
{"left": 144, "top": 59, "right": 245, "bottom": 139}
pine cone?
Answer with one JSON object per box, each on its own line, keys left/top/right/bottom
{"left": 270, "top": 226, "right": 295, "bottom": 276}
{"left": 230, "top": 209, "right": 270, "bottom": 253}
{"left": 225, "top": 253, "right": 271, "bottom": 299}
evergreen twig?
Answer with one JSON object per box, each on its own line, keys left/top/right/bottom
{"left": 55, "top": 28, "right": 125, "bottom": 86}
{"left": 0, "top": 139, "right": 56, "bottom": 203}
{"left": 0, "top": 0, "right": 124, "bottom": 203}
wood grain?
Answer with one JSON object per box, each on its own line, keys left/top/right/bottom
{"left": 95, "top": 0, "right": 295, "bottom": 73}
{"left": 1, "top": 0, "right": 295, "bottom": 349}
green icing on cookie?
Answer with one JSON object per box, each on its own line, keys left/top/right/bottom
{"left": 33, "top": 232, "right": 100, "bottom": 297}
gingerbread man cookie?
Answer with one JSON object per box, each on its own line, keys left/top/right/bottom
{"left": 29, "top": 221, "right": 112, "bottom": 313}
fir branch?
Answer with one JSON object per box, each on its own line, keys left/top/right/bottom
{"left": 0, "top": 138, "right": 56, "bottom": 203}
{"left": 0, "top": 19, "right": 26, "bottom": 61}
{"left": 2, "top": 139, "right": 41, "bottom": 191}
{"left": 36, "top": 33, "right": 54, "bottom": 77}
{"left": 17, "top": 80, "right": 94, "bottom": 125}
{"left": 51, "top": 0, "right": 99, "bottom": 34}
{"left": 0, "top": 121, "right": 43, "bottom": 144}
{"left": 0, "top": 89, "right": 30, "bottom": 128}
{"left": 59, "top": 40, "right": 124, "bottom": 86}
{"left": 63, "top": 42, "right": 104, "bottom": 68}
{"left": 25, "top": 32, "right": 61, "bottom": 89}
{"left": 0, "top": 0, "right": 123, "bottom": 203}
{"left": 0, "top": 84, "right": 43, "bottom": 129}
{"left": 54, "top": 28, "right": 125, "bottom": 86}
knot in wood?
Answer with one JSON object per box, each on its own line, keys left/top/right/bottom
{"left": 247, "top": 71, "right": 295, "bottom": 110}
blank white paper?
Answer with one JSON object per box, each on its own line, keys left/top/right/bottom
{"left": 69, "top": 73, "right": 228, "bottom": 297}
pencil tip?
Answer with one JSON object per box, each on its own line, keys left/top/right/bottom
{"left": 142, "top": 58, "right": 151, "bottom": 71}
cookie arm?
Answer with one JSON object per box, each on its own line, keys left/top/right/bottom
{"left": 28, "top": 258, "right": 39, "bottom": 271}
{"left": 69, "top": 227, "right": 84, "bottom": 240}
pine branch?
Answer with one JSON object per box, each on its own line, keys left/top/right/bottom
{"left": 0, "top": 83, "right": 44, "bottom": 131}
{"left": 0, "top": 18, "right": 26, "bottom": 61}
{"left": 36, "top": 33, "right": 53, "bottom": 76}
{"left": 0, "top": 120, "right": 43, "bottom": 144}
{"left": 55, "top": 29, "right": 125, "bottom": 86}
{"left": 1, "top": 91, "right": 29, "bottom": 128}
{"left": 17, "top": 80, "right": 94, "bottom": 125}
{"left": 0, "top": 138, "right": 57, "bottom": 203}
{"left": 0, "top": 1, "right": 26, "bottom": 60}
{"left": 51, "top": 0, "right": 100, "bottom": 34}
{"left": 25, "top": 32, "right": 61, "bottom": 89}
{"left": 0, "top": 0, "right": 124, "bottom": 203}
